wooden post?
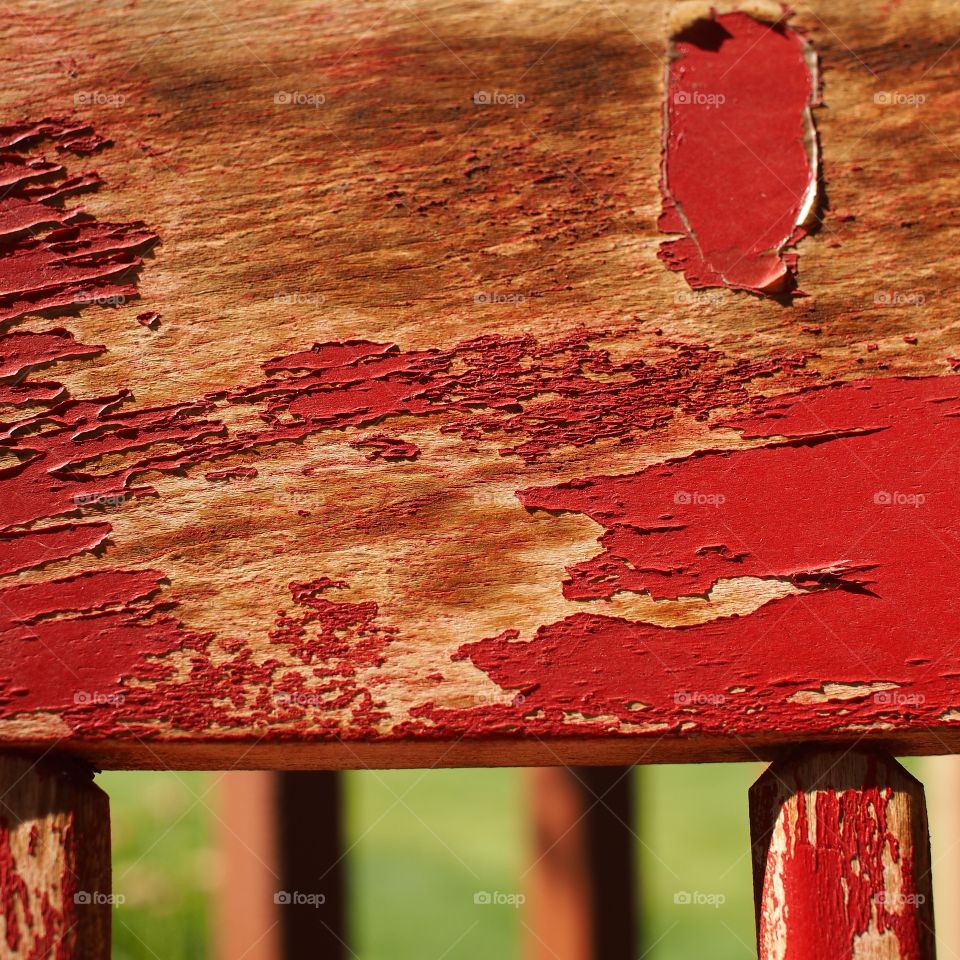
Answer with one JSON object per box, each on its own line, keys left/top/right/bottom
{"left": 0, "top": 752, "right": 111, "bottom": 958}
{"left": 215, "top": 771, "right": 345, "bottom": 960}
{"left": 524, "top": 766, "right": 636, "bottom": 960}
{"left": 750, "top": 749, "right": 935, "bottom": 960}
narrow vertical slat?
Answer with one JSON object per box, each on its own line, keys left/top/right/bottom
{"left": 524, "top": 766, "right": 636, "bottom": 960}
{"left": 925, "top": 756, "right": 960, "bottom": 958}
{"left": 214, "top": 772, "right": 282, "bottom": 960}
{"left": 215, "top": 771, "right": 345, "bottom": 960}
{"left": 275, "top": 771, "right": 346, "bottom": 958}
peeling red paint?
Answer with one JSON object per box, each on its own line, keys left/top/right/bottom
{"left": 350, "top": 434, "right": 421, "bottom": 462}
{"left": 0, "top": 818, "right": 31, "bottom": 952}
{"left": 0, "top": 523, "right": 111, "bottom": 577}
{"left": 3, "top": 118, "right": 959, "bottom": 747}
{"left": 0, "top": 772, "right": 99, "bottom": 959}
{"left": 0, "top": 119, "right": 155, "bottom": 325}
{"left": 764, "top": 764, "right": 925, "bottom": 960}
{"left": 659, "top": 12, "right": 818, "bottom": 295}
{"left": 455, "top": 376, "right": 960, "bottom": 735}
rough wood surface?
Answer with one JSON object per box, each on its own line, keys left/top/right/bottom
{"left": 1, "top": 0, "right": 959, "bottom": 767}
{"left": 750, "top": 750, "right": 935, "bottom": 960}
{"left": 0, "top": 753, "right": 111, "bottom": 959}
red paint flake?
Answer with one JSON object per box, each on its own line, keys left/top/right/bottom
{"left": 903, "top": 334, "right": 918, "bottom": 344}
{"left": 0, "top": 120, "right": 155, "bottom": 325}
{"left": 659, "top": 12, "right": 818, "bottom": 295}
{"left": 949, "top": 356, "right": 960, "bottom": 371}
{"left": 0, "top": 329, "right": 102, "bottom": 379}
{"left": 136, "top": 310, "right": 160, "bottom": 328}
{"left": 451, "top": 376, "right": 960, "bottom": 736}
{"left": 350, "top": 434, "right": 421, "bottom": 462}
{"left": 241, "top": 334, "right": 815, "bottom": 463}
{"left": 0, "top": 523, "right": 111, "bottom": 577}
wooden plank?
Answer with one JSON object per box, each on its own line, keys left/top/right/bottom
{"left": 0, "top": 753, "right": 111, "bottom": 958}
{"left": 524, "top": 767, "right": 635, "bottom": 960}
{"left": 750, "top": 749, "right": 935, "bottom": 960}
{"left": 214, "top": 772, "right": 345, "bottom": 960}
{"left": 0, "top": 0, "right": 959, "bottom": 767}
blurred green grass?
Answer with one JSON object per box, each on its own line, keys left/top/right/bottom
{"left": 103, "top": 762, "right": 764, "bottom": 959}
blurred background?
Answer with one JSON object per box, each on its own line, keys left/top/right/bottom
{"left": 104, "top": 757, "right": 958, "bottom": 959}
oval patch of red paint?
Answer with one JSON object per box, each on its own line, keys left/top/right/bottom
{"left": 658, "top": 12, "right": 819, "bottom": 295}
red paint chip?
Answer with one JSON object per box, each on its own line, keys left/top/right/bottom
{"left": 659, "top": 12, "right": 819, "bottom": 296}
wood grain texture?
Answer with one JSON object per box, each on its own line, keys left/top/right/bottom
{"left": 0, "top": 753, "right": 111, "bottom": 959}
{"left": 0, "top": 0, "right": 959, "bottom": 768}
{"left": 750, "top": 749, "right": 935, "bottom": 960}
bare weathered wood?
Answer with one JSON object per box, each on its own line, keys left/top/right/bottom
{"left": 524, "top": 767, "right": 636, "bottom": 960}
{"left": 0, "top": 753, "right": 110, "bottom": 959}
{"left": 750, "top": 749, "right": 935, "bottom": 960}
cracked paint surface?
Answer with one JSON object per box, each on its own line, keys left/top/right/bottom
{"left": 1, "top": 117, "right": 959, "bottom": 754}
{"left": 453, "top": 375, "right": 960, "bottom": 735}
